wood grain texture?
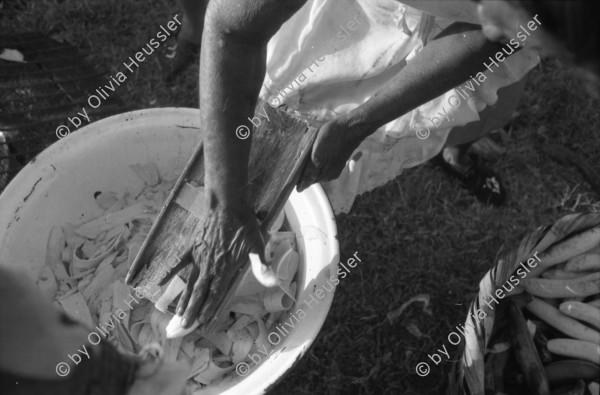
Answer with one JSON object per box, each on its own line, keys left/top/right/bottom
{"left": 126, "top": 101, "right": 319, "bottom": 322}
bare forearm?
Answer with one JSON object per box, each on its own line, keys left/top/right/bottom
{"left": 345, "top": 23, "right": 507, "bottom": 138}
{"left": 200, "top": 29, "right": 262, "bottom": 211}
{"left": 200, "top": 0, "right": 305, "bottom": 212}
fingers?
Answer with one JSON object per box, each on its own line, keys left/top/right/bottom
{"left": 196, "top": 226, "right": 263, "bottom": 326}
{"left": 297, "top": 123, "right": 332, "bottom": 192}
{"left": 232, "top": 221, "right": 265, "bottom": 259}
{"left": 158, "top": 248, "right": 193, "bottom": 287}
{"left": 312, "top": 121, "right": 333, "bottom": 169}
{"left": 249, "top": 252, "right": 279, "bottom": 287}
{"left": 175, "top": 264, "right": 198, "bottom": 316}
{"left": 316, "top": 147, "right": 358, "bottom": 184}
{"left": 314, "top": 144, "right": 344, "bottom": 182}
{"left": 297, "top": 159, "right": 322, "bottom": 192}
{"left": 197, "top": 273, "right": 228, "bottom": 326}
{"left": 251, "top": 230, "right": 267, "bottom": 263}
{"left": 329, "top": 161, "right": 347, "bottom": 181}
{"left": 172, "top": 209, "right": 267, "bottom": 330}
{"left": 181, "top": 274, "right": 211, "bottom": 328}
{"left": 296, "top": 177, "right": 311, "bottom": 193}
{"left": 178, "top": 243, "right": 211, "bottom": 328}
{"left": 247, "top": 228, "right": 278, "bottom": 287}
{"left": 311, "top": 142, "right": 325, "bottom": 169}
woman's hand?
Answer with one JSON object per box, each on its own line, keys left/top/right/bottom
{"left": 298, "top": 116, "right": 367, "bottom": 192}
{"left": 159, "top": 205, "right": 266, "bottom": 329}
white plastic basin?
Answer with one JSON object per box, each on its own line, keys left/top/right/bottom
{"left": 0, "top": 108, "right": 339, "bottom": 394}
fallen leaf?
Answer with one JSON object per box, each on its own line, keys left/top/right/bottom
{"left": 405, "top": 322, "right": 423, "bottom": 338}
{"left": 0, "top": 48, "right": 25, "bottom": 62}
{"left": 387, "top": 293, "right": 432, "bottom": 323}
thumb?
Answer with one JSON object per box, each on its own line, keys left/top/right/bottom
{"left": 297, "top": 158, "right": 320, "bottom": 192}
{"left": 248, "top": 253, "right": 279, "bottom": 288}
{"left": 311, "top": 126, "right": 329, "bottom": 169}
{"left": 311, "top": 143, "right": 324, "bottom": 169}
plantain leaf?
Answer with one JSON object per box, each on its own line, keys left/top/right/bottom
{"left": 449, "top": 212, "right": 600, "bottom": 395}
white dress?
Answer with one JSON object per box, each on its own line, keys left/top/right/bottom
{"left": 259, "top": 0, "right": 539, "bottom": 213}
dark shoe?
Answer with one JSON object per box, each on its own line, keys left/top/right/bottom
{"left": 433, "top": 152, "right": 506, "bottom": 206}
{"left": 163, "top": 37, "right": 200, "bottom": 84}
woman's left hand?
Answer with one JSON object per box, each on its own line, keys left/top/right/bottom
{"left": 298, "top": 116, "right": 366, "bottom": 191}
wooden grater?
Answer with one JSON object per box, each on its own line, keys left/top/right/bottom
{"left": 125, "top": 101, "right": 319, "bottom": 334}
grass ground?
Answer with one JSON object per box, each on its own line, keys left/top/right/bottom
{"left": 2, "top": 1, "right": 600, "bottom": 394}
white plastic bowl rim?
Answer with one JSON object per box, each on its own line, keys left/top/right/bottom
{"left": 0, "top": 108, "right": 339, "bottom": 395}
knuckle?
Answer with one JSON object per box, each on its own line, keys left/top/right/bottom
{"left": 209, "top": 281, "right": 221, "bottom": 294}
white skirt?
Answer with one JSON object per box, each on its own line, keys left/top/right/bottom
{"left": 259, "top": 0, "right": 539, "bottom": 213}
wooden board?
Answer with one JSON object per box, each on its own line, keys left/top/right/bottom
{"left": 125, "top": 101, "right": 319, "bottom": 331}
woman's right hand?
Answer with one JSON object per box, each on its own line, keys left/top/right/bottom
{"left": 159, "top": 204, "right": 269, "bottom": 329}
